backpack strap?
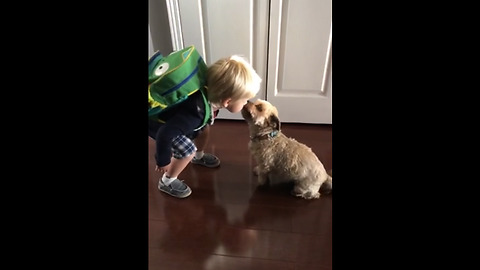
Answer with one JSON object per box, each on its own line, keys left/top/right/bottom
{"left": 149, "top": 87, "right": 212, "bottom": 131}
{"left": 194, "top": 87, "right": 212, "bottom": 131}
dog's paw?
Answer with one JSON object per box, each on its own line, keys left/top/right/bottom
{"left": 305, "top": 192, "right": 321, "bottom": 199}
{"left": 290, "top": 189, "right": 303, "bottom": 197}
{"left": 257, "top": 174, "right": 268, "bottom": 185}
{"left": 252, "top": 166, "right": 260, "bottom": 176}
{"left": 291, "top": 189, "right": 320, "bottom": 199}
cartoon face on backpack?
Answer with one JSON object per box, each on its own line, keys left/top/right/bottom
{"left": 149, "top": 54, "right": 170, "bottom": 81}
{"left": 148, "top": 46, "right": 211, "bottom": 130}
{"left": 148, "top": 50, "right": 183, "bottom": 85}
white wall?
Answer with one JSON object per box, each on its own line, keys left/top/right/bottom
{"left": 149, "top": 0, "right": 173, "bottom": 55}
{"left": 148, "top": 24, "right": 154, "bottom": 58}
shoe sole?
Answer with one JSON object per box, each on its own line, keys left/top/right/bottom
{"left": 191, "top": 160, "right": 221, "bottom": 168}
{"left": 158, "top": 183, "right": 192, "bottom": 198}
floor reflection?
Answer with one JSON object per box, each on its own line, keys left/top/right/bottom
{"left": 149, "top": 120, "right": 332, "bottom": 270}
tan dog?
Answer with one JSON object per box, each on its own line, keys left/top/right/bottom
{"left": 241, "top": 99, "right": 332, "bottom": 199}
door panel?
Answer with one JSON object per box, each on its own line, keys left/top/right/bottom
{"left": 266, "top": 0, "right": 332, "bottom": 124}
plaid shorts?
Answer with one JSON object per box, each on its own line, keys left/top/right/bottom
{"left": 171, "top": 135, "right": 197, "bottom": 159}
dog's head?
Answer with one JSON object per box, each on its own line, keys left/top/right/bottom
{"left": 241, "top": 99, "right": 280, "bottom": 135}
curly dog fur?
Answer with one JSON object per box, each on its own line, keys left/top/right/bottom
{"left": 241, "top": 99, "right": 332, "bottom": 199}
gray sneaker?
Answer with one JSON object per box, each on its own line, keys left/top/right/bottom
{"left": 158, "top": 178, "right": 192, "bottom": 198}
{"left": 191, "top": 153, "right": 221, "bottom": 168}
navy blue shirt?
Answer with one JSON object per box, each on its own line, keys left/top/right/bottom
{"left": 148, "top": 90, "right": 217, "bottom": 167}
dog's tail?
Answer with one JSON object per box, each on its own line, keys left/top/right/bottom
{"left": 320, "top": 170, "right": 332, "bottom": 195}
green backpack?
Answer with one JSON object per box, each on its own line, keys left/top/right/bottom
{"left": 148, "top": 45, "right": 211, "bottom": 130}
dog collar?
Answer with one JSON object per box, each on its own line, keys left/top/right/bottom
{"left": 250, "top": 130, "right": 279, "bottom": 141}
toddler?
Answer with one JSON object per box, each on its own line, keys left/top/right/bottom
{"left": 148, "top": 55, "right": 261, "bottom": 198}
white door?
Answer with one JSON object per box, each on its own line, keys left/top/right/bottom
{"left": 168, "top": 0, "right": 331, "bottom": 124}
{"left": 266, "top": 0, "right": 332, "bottom": 124}
{"left": 169, "top": 0, "right": 269, "bottom": 120}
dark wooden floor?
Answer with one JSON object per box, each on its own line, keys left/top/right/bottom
{"left": 149, "top": 119, "right": 332, "bottom": 270}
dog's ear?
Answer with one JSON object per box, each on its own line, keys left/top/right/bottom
{"left": 269, "top": 114, "right": 281, "bottom": 131}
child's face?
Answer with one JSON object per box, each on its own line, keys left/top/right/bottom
{"left": 225, "top": 97, "right": 250, "bottom": 113}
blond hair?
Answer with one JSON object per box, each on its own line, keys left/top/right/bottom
{"left": 206, "top": 55, "right": 261, "bottom": 105}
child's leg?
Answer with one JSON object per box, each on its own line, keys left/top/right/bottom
{"left": 165, "top": 154, "right": 194, "bottom": 179}
{"left": 193, "top": 124, "right": 210, "bottom": 153}
{"left": 192, "top": 125, "right": 221, "bottom": 168}
{"left": 158, "top": 135, "right": 196, "bottom": 198}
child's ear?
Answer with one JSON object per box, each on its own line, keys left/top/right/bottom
{"left": 221, "top": 98, "right": 231, "bottom": 108}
